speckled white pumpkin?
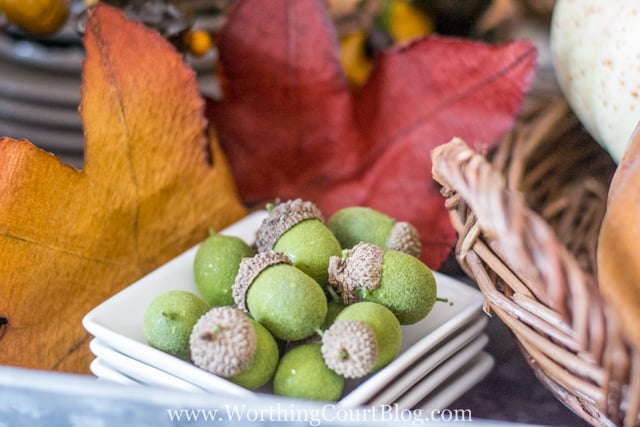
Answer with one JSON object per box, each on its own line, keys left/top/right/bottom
{"left": 551, "top": 0, "right": 640, "bottom": 162}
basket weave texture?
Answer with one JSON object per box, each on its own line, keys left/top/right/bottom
{"left": 431, "top": 94, "right": 640, "bottom": 427}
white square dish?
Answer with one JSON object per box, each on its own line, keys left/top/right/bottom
{"left": 82, "top": 210, "right": 487, "bottom": 405}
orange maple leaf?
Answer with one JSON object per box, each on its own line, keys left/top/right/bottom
{"left": 0, "top": 4, "right": 246, "bottom": 372}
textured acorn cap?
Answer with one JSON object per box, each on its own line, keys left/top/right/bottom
{"left": 255, "top": 199, "right": 324, "bottom": 252}
{"left": 321, "top": 319, "right": 378, "bottom": 379}
{"left": 327, "top": 242, "right": 384, "bottom": 304}
{"left": 189, "top": 306, "right": 257, "bottom": 378}
{"left": 232, "top": 251, "right": 292, "bottom": 311}
{"left": 386, "top": 221, "right": 421, "bottom": 257}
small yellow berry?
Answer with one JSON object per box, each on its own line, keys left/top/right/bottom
{"left": 384, "top": 0, "right": 434, "bottom": 43}
{"left": 184, "top": 29, "right": 213, "bottom": 57}
{"left": 339, "top": 30, "right": 372, "bottom": 88}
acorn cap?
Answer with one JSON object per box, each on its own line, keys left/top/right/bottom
{"left": 255, "top": 199, "right": 324, "bottom": 252}
{"left": 232, "top": 250, "right": 292, "bottom": 311}
{"left": 386, "top": 221, "right": 421, "bottom": 257}
{"left": 321, "top": 319, "right": 378, "bottom": 379}
{"left": 189, "top": 306, "right": 257, "bottom": 378}
{"left": 327, "top": 242, "right": 384, "bottom": 304}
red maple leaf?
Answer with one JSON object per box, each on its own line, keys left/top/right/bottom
{"left": 207, "top": 0, "right": 536, "bottom": 269}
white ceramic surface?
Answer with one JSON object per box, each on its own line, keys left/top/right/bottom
{"left": 89, "top": 358, "right": 139, "bottom": 386}
{"left": 90, "top": 339, "right": 204, "bottom": 392}
{"left": 365, "top": 315, "right": 488, "bottom": 406}
{"left": 395, "top": 334, "right": 490, "bottom": 410}
{"left": 416, "top": 351, "right": 495, "bottom": 412}
{"left": 83, "top": 210, "right": 487, "bottom": 405}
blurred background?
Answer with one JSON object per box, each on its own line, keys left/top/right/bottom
{"left": 0, "top": 0, "right": 554, "bottom": 169}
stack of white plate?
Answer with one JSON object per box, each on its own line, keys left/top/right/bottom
{"left": 83, "top": 210, "right": 494, "bottom": 412}
{"left": 0, "top": 14, "right": 219, "bottom": 169}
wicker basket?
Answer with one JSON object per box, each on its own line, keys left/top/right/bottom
{"left": 431, "top": 94, "right": 640, "bottom": 427}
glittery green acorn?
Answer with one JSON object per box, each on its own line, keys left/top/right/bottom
{"left": 326, "top": 206, "right": 421, "bottom": 257}
{"left": 273, "top": 343, "right": 344, "bottom": 401}
{"left": 143, "top": 290, "right": 210, "bottom": 360}
{"left": 232, "top": 251, "right": 328, "bottom": 341}
{"left": 321, "top": 301, "right": 401, "bottom": 378}
{"left": 255, "top": 199, "right": 342, "bottom": 285}
{"left": 328, "top": 242, "right": 436, "bottom": 324}
{"left": 189, "top": 306, "right": 279, "bottom": 390}
{"left": 193, "top": 231, "right": 255, "bottom": 307}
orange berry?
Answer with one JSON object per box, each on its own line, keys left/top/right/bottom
{"left": 0, "top": 0, "right": 69, "bottom": 35}
{"left": 184, "top": 29, "right": 212, "bottom": 57}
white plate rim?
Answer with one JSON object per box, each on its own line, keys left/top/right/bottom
{"left": 90, "top": 338, "right": 205, "bottom": 393}
{"left": 394, "top": 334, "right": 490, "bottom": 409}
{"left": 415, "top": 352, "right": 495, "bottom": 413}
{"left": 89, "top": 358, "right": 139, "bottom": 386}
{"left": 364, "top": 314, "right": 489, "bottom": 407}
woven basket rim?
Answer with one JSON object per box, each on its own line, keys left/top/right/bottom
{"left": 431, "top": 95, "right": 639, "bottom": 427}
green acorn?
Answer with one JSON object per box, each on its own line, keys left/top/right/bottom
{"left": 326, "top": 206, "right": 421, "bottom": 257}
{"left": 232, "top": 251, "right": 328, "bottom": 341}
{"left": 273, "top": 343, "right": 344, "bottom": 401}
{"left": 321, "top": 301, "right": 401, "bottom": 378}
{"left": 328, "top": 242, "right": 436, "bottom": 324}
{"left": 193, "top": 230, "right": 255, "bottom": 307}
{"left": 255, "top": 199, "right": 342, "bottom": 285}
{"left": 189, "top": 306, "right": 279, "bottom": 390}
{"left": 143, "top": 290, "right": 210, "bottom": 360}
